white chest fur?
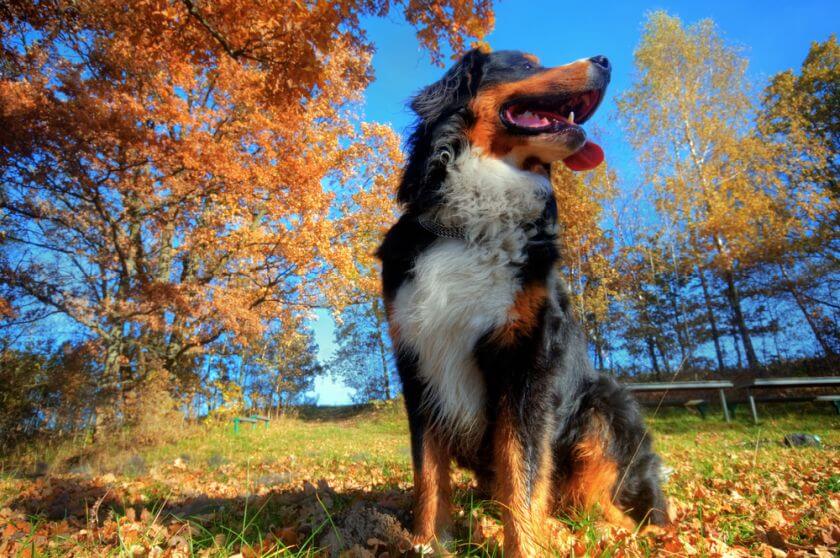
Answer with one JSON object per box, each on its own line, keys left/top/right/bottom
{"left": 392, "top": 238, "right": 521, "bottom": 437}
{"left": 390, "top": 149, "right": 552, "bottom": 438}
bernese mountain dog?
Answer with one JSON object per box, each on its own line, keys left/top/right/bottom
{"left": 377, "top": 48, "right": 668, "bottom": 557}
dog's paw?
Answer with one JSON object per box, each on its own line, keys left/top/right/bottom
{"left": 411, "top": 534, "right": 453, "bottom": 557}
{"left": 412, "top": 541, "right": 434, "bottom": 555}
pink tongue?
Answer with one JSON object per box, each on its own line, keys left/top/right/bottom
{"left": 562, "top": 141, "right": 604, "bottom": 171}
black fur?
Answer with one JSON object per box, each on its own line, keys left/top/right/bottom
{"left": 377, "top": 49, "right": 668, "bottom": 545}
{"left": 398, "top": 49, "right": 549, "bottom": 213}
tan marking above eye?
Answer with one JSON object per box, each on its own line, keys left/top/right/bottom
{"left": 492, "top": 61, "right": 591, "bottom": 100}
{"left": 523, "top": 53, "right": 540, "bottom": 65}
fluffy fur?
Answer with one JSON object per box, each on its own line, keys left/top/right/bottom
{"left": 378, "top": 49, "right": 667, "bottom": 557}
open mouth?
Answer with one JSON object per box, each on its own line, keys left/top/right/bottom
{"left": 500, "top": 89, "right": 603, "bottom": 135}
{"left": 499, "top": 88, "right": 606, "bottom": 171}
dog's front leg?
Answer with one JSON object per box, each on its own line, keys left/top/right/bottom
{"left": 412, "top": 432, "right": 452, "bottom": 554}
{"left": 493, "top": 400, "right": 554, "bottom": 558}
{"left": 410, "top": 428, "right": 452, "bottom": 554}
{"left": 397, "top": 349, "right": 453, "bottom": 554}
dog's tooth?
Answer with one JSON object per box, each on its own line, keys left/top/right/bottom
{"left": 569, "top": 111, "right": 575, "bottom": 124}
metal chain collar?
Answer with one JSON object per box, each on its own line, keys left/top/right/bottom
{"left": 417, "top": 214, "right": 467, "bottom": 240}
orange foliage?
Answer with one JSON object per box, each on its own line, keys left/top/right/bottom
{"left": 0, "top": 1, "right": 492, "bottom": 392}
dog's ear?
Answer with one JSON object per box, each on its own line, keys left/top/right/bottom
{"left": 398, "top": 49, "right": 488, "bottom": 210}
{"left": 410, "top": 49, "right": 487, "bottom": 123}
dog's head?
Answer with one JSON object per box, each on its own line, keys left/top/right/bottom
{"left": 399, "top": 49, "right": 610, "bottom": 210}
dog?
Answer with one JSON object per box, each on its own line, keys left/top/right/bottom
{"left": 377, "top": 49, "right": 668, "bottom": 557}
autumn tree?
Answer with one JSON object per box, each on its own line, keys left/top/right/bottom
{"left": 328, "top": 124, "right": 402, "bottom": 402}
{"left": 758, "top": 35, "right": 840, "bottom": 356}
{"left": 0, "top": 0, "right": 492, "bottom": 433}
{"left": 618, "top": 12, "right": 798, "bottom": 371}
{"left": 0, "top": 338, "right": 100, "bottom": 446}
{"left": 551, "top": 162, "right": 620, "bottom": 370}
{"left": 761, "top": 35, "right": 839, "bottom": 207}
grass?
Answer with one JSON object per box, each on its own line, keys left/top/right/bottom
{"left": 1, "top": 401, "right": 838, "bottom": 556}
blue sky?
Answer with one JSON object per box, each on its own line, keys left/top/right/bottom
{"left": 310, "top": 0, "right": 839, "bottom": 404}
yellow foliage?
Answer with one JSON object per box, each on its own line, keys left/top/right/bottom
{"left": 551, "top": 162, "right": 619, "bottom": 327}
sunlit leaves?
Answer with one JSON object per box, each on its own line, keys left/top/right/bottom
{"left": 0, "top": 0, "right": 492, "bottom": 424}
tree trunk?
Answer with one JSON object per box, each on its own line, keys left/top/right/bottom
{"left": 372, "top": 300, "right": 392, "bottom": 400}
{"left": 721, "top": 268, "right": 760, "bottom": 371}
{"left": 667, "top": 278, "right": 689, "bottom": 363}
{"left": 93, "top": 337, "right": 123, "bottom": 442}
{"left": 594, "top": 337, "right": 605, "bottom": 371}
{"left": 767, "top": 302, "right": 787, "bottom": 361}
{"left": 656, "top": 338, "right": 672, "bottom": 374}
{"left": 698, "top": 268, "right": 726, "bottom": 371}
{"left": 377, "top": 335, "right": 391, "bottom": 401}
{"left": 640, "top": 302, "right": 667, "bottom": 377}
{"left": 646, "top": 336, "right": 661, "bottom": 379}
{"left": 779, "top": 264, "right": 835, "bottom": 356}
{"left": 730, "top": 318, "right": 743, "bottom": 369}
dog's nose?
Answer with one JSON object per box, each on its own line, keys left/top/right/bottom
{"left": 589, "top": 55, "right": 611, "bottom": 73}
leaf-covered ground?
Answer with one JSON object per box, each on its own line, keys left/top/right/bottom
{"left": 1, "top": 402, "right": 838, "bottom": 557}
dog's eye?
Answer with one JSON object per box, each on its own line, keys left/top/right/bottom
{"left": 522, "top": 62, "right": 533, "bottom": 70}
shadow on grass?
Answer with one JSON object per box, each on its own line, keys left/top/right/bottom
{"left": 293, "top": 403, "right": 387, "bottom": 422}
{"left": 6, "top": 475, "right": 422, "bottom": 556}
{"left": 4, "top": 474, "right": 514, "bottom": 557}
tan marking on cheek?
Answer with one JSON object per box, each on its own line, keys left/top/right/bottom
{"left": 467, "top": 86, "right": 523, "bottom": 157}
{"left": 508, "top": 142, "right": 578, "bottom": 167}
{"left": 466, "top": 61, "right": 593, "bottom": 159}
{"left": 520, "top": 156, "right": 549, "bottom": 176}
